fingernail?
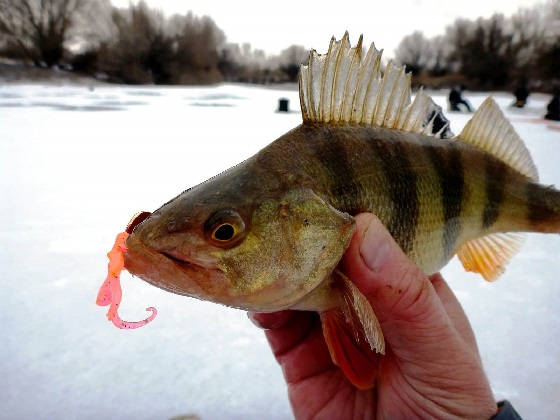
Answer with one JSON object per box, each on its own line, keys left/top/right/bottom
{"left": 359, "top": 219, "right": 391, "bottom": 271}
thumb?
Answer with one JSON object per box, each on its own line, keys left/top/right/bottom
{"left": 342, "top": 213, "right": 454, "bottom": 355}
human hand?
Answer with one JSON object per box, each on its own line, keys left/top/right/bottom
{"left": 249, "top": 213, "right": 497, "bottom": 419}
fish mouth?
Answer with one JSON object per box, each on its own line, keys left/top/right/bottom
{"left": 160, "top": 251, "right": 193, "bottom": 268}
{"left": 124, "top": 232, "right": 224, "bottom": 300}
{"left": 159, "top": 248, "right": 219, "bottom": 271}
{"left": 158, "top": 250, "right": 220, "bottom": 274}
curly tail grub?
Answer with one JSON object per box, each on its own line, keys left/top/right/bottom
{"left": 96, "top": 232, "right": 157, "bottom": 329}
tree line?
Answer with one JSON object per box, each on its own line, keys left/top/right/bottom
{"left": 0, "top": 0, "right": 308, "bottom": 84}
{"left": 395, "top": 0, "right": 559, "bottom": 91}
{"left": 0, "top": 0, "right": 557, "bottom": 89}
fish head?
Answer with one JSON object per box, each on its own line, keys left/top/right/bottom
{"left": 124, "top": 167, "right": 355, "bottom": 311}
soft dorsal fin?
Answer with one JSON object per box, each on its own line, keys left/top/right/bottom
{"left": 298, "top": 32, "right": 454, "bottom": 139}
{"left": 457, "top": 233, "right": 524, "bottom": 281}
{"left": 459, "top": 97, "right": 538, "bottom": 181}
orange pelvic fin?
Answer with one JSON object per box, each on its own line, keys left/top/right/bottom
{"left": 320, "top": 270, "right": 385, "bottom": 390}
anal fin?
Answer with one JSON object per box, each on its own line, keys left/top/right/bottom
{"left": 320, "top": 270, "right": 385, "bottom": 390}
{"left": 457, "top": 233, "right": 525, "bottom": 281}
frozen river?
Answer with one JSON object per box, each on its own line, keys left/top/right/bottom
{"left": 1, "top": 83, "right": 559, "bottom": 419}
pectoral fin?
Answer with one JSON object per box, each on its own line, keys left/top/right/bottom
{"left": 320, "top": 270, "right": 385, "bottom": 390}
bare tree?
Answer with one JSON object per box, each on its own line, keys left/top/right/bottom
{"left": 100, "top": 1, "right": 172, "bottom": 83}
{"left": 450, "top": 14, "right": 514, "bottom": 88}
{"left": 277, "top": 45, "right": 308, "bottom": 81}
{"left": 170, "top": 12, "right": 226, "bottom": 83}
{"left": 395, "top": 31, "right": 430, "bottom": 75}
{"left": 0, "top": 0, "right": 94, "bottom": 66}
{"left": 533, "top": 0, "right": 560, "bottom": 81}
{"left": 97, "top": 2, "right": 227, "bottom": 84}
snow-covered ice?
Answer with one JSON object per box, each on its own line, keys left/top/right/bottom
{"left": 1, "top": 83, "right": 559, "bottom": 419}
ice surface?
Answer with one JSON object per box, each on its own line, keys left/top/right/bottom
{"left": 1, "top": 83, "right": 558, "bottom": 419}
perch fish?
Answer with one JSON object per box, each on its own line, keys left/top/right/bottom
{"left": 98, "top": 33, "right": 560, "bottom": 389}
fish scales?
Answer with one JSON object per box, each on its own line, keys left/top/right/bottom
{"left": 367, "top": 135, "right": 419, "bottom": 256}
{"left": 253, "top": 123, "right": 537, "bottom": 274}
{"left": 112, "top": 33, "right": 560, "bottom": 390}
{"left": 482, "top": 156, "right": 507, "bottom": 230}
{"left": 525, "top": 183, "right": 560, "bottom": 232}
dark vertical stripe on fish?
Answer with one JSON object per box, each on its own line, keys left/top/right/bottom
{"left": 318, "top": 128, "right": 361, "bottom": 214}
{"left": 367, "top": 138, "right": 418, "bottom": 254}
{"left": 425, "top": 142, "right": 464, "bottom": 257}
{"left": 526, "top": 182, "right": 548, "bottom": 227}
{"left": 482, "top": 156, "right": 506, "bottom": 229}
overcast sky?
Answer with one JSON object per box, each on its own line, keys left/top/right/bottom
{"left": 111, "top": 0, "right": 544, "bottom": 57}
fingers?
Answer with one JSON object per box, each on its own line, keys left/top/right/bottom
{"left": 340, "top": 214, "right": 496, "bottom": 417}
{"left": 249, "top": 311, "right": 313, "bottom": 359}
{"left": 342, "top": 214, "right": 443, "bottom": 321}
{"left": 248, "top": 311, "right": 335, "bottom": 385}
{"left": 250, "top": 311, "right": 357, "bottom": 418}
{"left": 249, "top": 310, "right": 295, "bottom": 331}
{"left": 429, "top": 273, "right": 480, "bottom": 357}
{"left": 342, "top": 214, "right": 457, "bottom": 358}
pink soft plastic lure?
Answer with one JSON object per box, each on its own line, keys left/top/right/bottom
{"left": 96, "top": 212, "right": 157, "bottom": 329}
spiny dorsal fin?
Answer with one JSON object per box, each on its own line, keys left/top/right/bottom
{"left": 457, "top": 233, "right": 525, "bottom": 281}
{"left": 298, "top": 32, "right": 454, "bottom": 139}
{"left": 459, "top": 97, "right": 538, "bottom": 181}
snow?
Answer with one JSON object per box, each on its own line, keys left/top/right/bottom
{"left": 1, "top": 83, "right": 558, "bottom": 419}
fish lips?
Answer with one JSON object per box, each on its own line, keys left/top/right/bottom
{"left": 124, "top": 231, "right": 226, "bottom": 301}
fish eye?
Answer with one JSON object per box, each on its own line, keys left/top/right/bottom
{"left": 205, "top": 209, "right": 246, "bottom": 247}
{"left": 212, "top": 223, "right": 236, "bottom": 241}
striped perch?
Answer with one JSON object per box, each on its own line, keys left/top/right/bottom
{"left": 115, "top": 33, "right": 560, "bottom": 391}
